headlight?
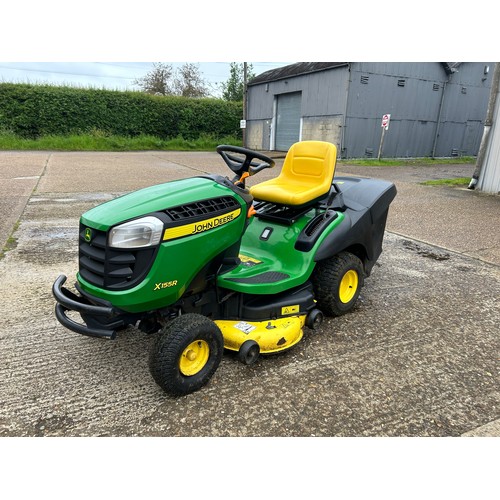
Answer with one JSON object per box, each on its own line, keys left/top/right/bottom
{"left": 109, "top": 216, "right": 163, "bottom": 249}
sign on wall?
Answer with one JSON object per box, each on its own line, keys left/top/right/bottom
{"left": 381, "top": 114, "right": 391, "bottom": 130}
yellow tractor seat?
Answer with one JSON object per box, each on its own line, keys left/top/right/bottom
{"left": 250, "top": 141, "right": 337, "bottom": 206}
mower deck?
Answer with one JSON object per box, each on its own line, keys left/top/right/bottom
{"left": 216, "top": 315, "right": 305, "bottom": 354}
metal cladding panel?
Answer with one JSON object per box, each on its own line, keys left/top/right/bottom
{"left": 347, "top": 71, "right": 443, "bottom": 120}
{"left": 299, "top": 68, "right": 349, "bottom": 116}
{"left": 478, "top": 85, "right": 500, "bottom": 194}
{"left": 433, "top": 120, "right": 484, "bottom": 157}
{"left": 344, "top": 117, "right": 381, "bottom": 157}
{"left": 247, "top": 67, "right": 349, "bottom": 120}
{"left": 345, "top": 62, "right": 493, "bottom": 158}
{"left": 353, "top": 62, "right": 445, "bottom": 81}
{"left": 345, "top": 66, "right": 443, "bottom": 157}
{"left": 384, "top": 119, "right": 437, "bottom": 157}
{"left": 479, "top": 139, "right": 500, "bottom": 194}
{"left": 346, "top": 116, "right": 485, "bottom": 158}
{"left": 440, "top": 83, "right": 491, "bottom": 122}
{"left": 247, "top": 84, "right": 275, "bottom": 120}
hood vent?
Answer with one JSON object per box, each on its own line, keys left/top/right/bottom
{"left": 165, "top": 196, "right": 239, "bottom": 222}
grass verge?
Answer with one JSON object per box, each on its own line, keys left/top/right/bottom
{"left": 0, "top": 221, "right": 19, "bottom": 260}
{"left": 420, "top": 177, "right": 471, "bottom": 186}
{"left": 0, "top": 131, "right": 242, "bottom": 151}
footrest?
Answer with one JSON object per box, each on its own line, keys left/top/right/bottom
{"left": 224, "top": 271, "right": 289, "bottom": 284}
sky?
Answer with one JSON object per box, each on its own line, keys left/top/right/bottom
{"left": 1, "top": 1, "right": 492, "bottom": 97}
{"left": 0, "top": 2, "right": 492, "bottom": 97}
{"left": 0, "top": 62, "right": 291, "bottom": 96}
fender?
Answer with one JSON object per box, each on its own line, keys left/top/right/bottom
{"left": 314, "top": 178, "right": 397, "bottom": 275}
{"left": 314, "top": 210, "right": 372, "bottom": 261}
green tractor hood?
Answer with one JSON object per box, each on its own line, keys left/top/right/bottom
{"left": 81, "top": 177, "right": 235, "bottom": 230}
{"left": 76, "top": 176, "right": 249, "bottom": 313}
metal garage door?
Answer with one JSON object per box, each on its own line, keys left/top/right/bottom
{"left": 275, "top": 92, "right": 301, "bottom": 151}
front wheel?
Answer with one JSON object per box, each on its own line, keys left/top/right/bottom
{"left": 312, "top": 251, "right": 364, "bottom": 317}
{"left": 149, "top": 314, "right": 224, "bottom": 396}
{"left": 238, "top": 340, "right": 260, "bottom": 365}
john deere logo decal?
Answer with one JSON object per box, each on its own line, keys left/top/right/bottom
{"left": 84, "top": 228, "right": 92, "bottom": 242}
{"left": 163, "top": 208, "right": 242, "bottom": 241}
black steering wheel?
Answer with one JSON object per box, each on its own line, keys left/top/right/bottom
{"left": 216, "top": 145, "right": 275, "bottom": 182}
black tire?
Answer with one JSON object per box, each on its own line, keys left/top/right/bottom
{"left": 312, "top": 251, "right": 364, "bottom": 317}
{"left": 149, "top": 314, "right": 224, "bottom": 396}
{"left": 238, "top": 340, "right": 260, "bottom": 365}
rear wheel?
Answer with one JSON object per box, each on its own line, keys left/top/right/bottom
{"left": 312, "top": 251, "right": 364, "bottom": 316}
{"left": 149, "top": 314, "right": 224, "bottom": 396}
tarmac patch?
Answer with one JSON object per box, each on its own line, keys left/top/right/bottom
{"left": 402, "top": 239, "right": 451, "bottom": 261}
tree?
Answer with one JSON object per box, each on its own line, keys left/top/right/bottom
{"left": 133, "top": 62, "right": 174, "bottom": 96}
{"left": 221, "top": 62, "right": 256, "bottom": 101}
{"left": 173, "top": 63, "right": 209, "bottom": 98}
{"left": 133, "top": 62, "right": 210, "bottom": 98}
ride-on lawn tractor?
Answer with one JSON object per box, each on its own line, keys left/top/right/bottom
{"left": 53, "top": 141, "right": 396, "bottom": 396}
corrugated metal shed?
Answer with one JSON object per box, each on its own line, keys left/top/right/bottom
{"left": 246, "top": 62, "right": 493, "bottom": 158}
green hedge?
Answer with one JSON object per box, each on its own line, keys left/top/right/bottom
{"left": 0, "top": 83, "right": 243, "bottom": 139}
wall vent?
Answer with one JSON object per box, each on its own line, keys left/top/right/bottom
{"left": 365, "top": 148, "right": 374, "bottom": 158}
{"left": 360, "top": 75, "right": 369, "bottom": 84}
{"left": 451, "top": 148, "right": 459, "bottom": 157}
{"left": 461, "top": 87, "right": 467, "bottom": 94}
{"left": 397, "top": 79, "right": 406, "bottom": 87}
{"left": 433, "top": 83, "right": 440, "bottom": 91}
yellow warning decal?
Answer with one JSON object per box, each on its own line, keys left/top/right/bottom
{"left": 281, "top": 304, "right": 300, "bottom": 315}
{"left": 239, "top": 254, "right": 263, "bottom": 265}
{"left": 163, "top": 208, "right": 241, "bottom": 241}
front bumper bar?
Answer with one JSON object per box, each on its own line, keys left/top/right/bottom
{"left": 52, "top": 274, "right": 121, "bottom": 339}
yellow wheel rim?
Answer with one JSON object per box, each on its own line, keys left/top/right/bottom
{"left": 339, "top": 269, "right": 358, "bottom": 303}
{"left": 179, "top": 340, "right": 210, "bottom": 376}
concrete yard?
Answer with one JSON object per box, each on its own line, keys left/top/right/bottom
{"left": 0, "top": 150, "right": 499, "bottom": 438}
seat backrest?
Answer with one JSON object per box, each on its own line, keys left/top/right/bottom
{"left": 279, "top": 140, "right": 337, "bottom": 189}
{"left": 249, "top": 140, "right": 338, "bottom": 206}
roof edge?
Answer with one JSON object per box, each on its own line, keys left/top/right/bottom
{"left": 248, "top": 62, "right": 349, "bottom": 86}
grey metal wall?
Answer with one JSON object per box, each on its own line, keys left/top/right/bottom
{"left": 247, "top": 62, "right": 493, "bottom": 158}
{"left": 435, "top": 66, "right": 491, "bottom": 157}
{"left": 346, "top": 63, "right": 444, "bottom": 157}
{"left": 345, "top": 62, "right": 493, "bottom": 158}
